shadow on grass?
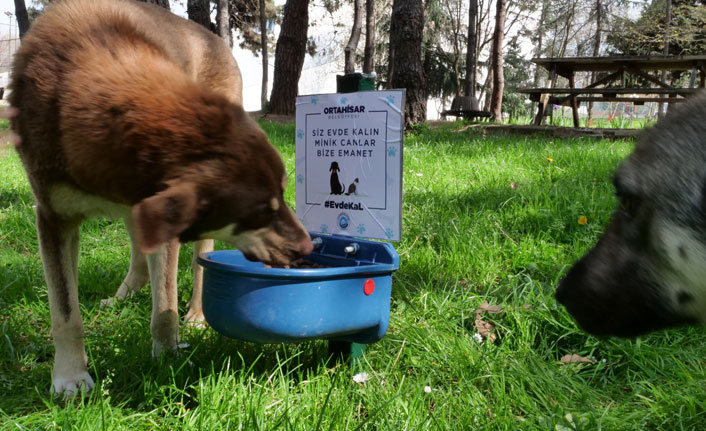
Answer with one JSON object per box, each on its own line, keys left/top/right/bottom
{"left": 0, "top": 187, "right": 34, "bottom": 209}
{"left": 1, "top": 300, "right": 342, "bottom": 414}
{"left": 87, "top": 324, "right": 339, "bottom": 411}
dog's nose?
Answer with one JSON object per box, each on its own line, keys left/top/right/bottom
{"left": 555, "top": 278, "right": 569, "bottom": 304}
{"left": 299, "top": 238, "right": 314, "bottom": 256}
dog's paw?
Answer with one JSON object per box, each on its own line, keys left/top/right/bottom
{"left": 52, "top": 372, "right": 95, "bottom": 398}
{"left": 184, "top": 307, "right": 206, "bottom": 326}
{"left": 99, "top": 297, "right": 116, "bottom": 309}
{"left": 152, "top": 338, "right": 180, "bottom": 359}
{"left": 101, "top": 282, "right": 140, "bottom": 310}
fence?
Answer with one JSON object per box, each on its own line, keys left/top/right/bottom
{"left": 0, "top": 18, "right": 20, "bottom": 87}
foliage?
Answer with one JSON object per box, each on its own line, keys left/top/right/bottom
{"left": 423, "top": 47, "right": 460, "bottom": 100}
{"left": 371, "top": 0, "right": 393, "bottom": 87}
{"left": 424, "top": 0, "right": 467, "bottom": 97}
{"left": 231, "top": 0, "right": 278, "bottom": 55}
{"left": 26, "top": 0, "right": 278, "bottom": 55}
{"left": 500, "top": 38, "right": 533, "bottom": 119}
{"left": 406, "top": 120, "right": 431, "bottom": 136}
{"left": 607, "top": 0, "right": 706, "bottom": 56}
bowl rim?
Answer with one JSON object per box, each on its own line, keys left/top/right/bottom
{"left": 197, "top": 250, "right": 398, "bottom": 280}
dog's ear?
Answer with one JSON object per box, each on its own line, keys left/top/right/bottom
{"left": 132, "top": 181, "right": 200, "bottom": 254}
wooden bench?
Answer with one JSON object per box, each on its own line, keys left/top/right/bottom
{"left": 441, "top": 96, "right": 491, "bottom": 120}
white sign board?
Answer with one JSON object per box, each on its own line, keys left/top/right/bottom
{"left": 295, "top": 90, "right": 405, "bottom": 241}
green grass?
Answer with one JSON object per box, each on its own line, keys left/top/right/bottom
{"left": 504, "top": 112, "right": 658, "bottom": 129}
{"left": 3, "top": 119, "right": 706, "bottom": 430}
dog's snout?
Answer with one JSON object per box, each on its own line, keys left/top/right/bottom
{"left": 556, "top": 253, "right": 692, "bottom": 336}
{"left": 298, "top": 238, "right": 314, "bottom": 256}
{"left": 555, "top": 258, "right": 589, "bottom": 305}
{"left": 554, "top": 279, "right": 569, "bottom": 305}
{"left": 554, "top": 256, "right": 643, "bottom": 336}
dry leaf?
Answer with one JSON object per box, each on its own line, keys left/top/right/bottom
{"left": 473, "top": 302, "right": 503, "bottom": 342}
{"left": 560, "top": 354, "right": 595, "bottom": 364}
{"left": 474, "top": 314, "right": 497, "bottom": 342}
{"left": 477, "top": 301, "right": 503, "bottom": 314}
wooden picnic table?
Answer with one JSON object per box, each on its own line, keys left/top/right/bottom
{"left": 517, "top": 55, "right": 706, "bottom": 127}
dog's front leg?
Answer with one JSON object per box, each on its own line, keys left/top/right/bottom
{"left": 101, "top": 217, "right": 150, "bottom": 308}
{"left": 185, "top": 239, "right": 213, "bottom": 324}
{"left": 147, "top": 238, "right": 181, "bottom": 357}
{"left": 36, "top": 206, "right": 94, "bottom": 396}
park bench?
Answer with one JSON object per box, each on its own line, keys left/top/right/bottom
{"left": 441, "top": 96, "right": 491, "bottom": 120}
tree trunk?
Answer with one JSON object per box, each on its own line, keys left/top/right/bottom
{"left": 269, "top": 0, "right": 310, "bottom": 116}
{"left": 464, "top": 0, "right": 477, "bottom": 98}
{"left": 453, "top": 56, "right": 461, "bottom": 97}
{"left": 588, "top": 0, "right": 602, "bottom": 121}
{"left": 472, "top": 3, "right": 483, "bottom": 103}
{"left": 188, "top": 0, "right": 212, "bottom": 30}
{"left": 658, "top": 0, "right": 672, "bottom": 118}
{"left": 389, "top": 0, "right": 425, "bottom": 128}
{"left": 137, "top": 0, "right": 171, "bottom": 10}
{"left": 260, "top": 0, "right": 269, "bottom": 109}
{"left": 216, "top": 0, "right": 233, "bottom": 48}
{"left": 13, "top": 0, "right": 30, "bottom": 38}
{"left": 532, "top": 0, "right": 547, "bottom": 88}
{"left": 363, "top": 0, "right": 375, "bottom": 74}
{"left": 455, "top": 4, "right": 462, "bottom": 98}
{"left": 489, "top": 0, "right": 507, "bottom": 122}
{"left": 344, "top": 0, "right": 364, "bottom": 74}
{"left": 557, "top": 1, "right": 575, "bottom": 59}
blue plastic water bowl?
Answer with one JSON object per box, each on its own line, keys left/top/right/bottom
{"left": 197, "top": 233, "right": 399, "bottom": 344}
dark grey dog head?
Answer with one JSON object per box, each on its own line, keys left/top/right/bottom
{"left": 556, "top": 91, "right": 706, "bottom": 337}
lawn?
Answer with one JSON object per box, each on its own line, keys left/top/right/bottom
{"left": 2, "top": 119, "right": 706, "bottom": 430}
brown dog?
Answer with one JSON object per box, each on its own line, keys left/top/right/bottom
{"left": 10, "top": 0, "right": 312, "bottom": 396}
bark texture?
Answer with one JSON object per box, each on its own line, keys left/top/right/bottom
{"left": 14, "top": 0, "right": 30, "bottom": 38}
{"left": 588, "top": 0, "right": 602, "bottom": 121}
{"left": 136, "top": 0, "right": 171, "bottom": 10}
{"left": 260, "top": 0, "right": 269, "bottom": 107}
{"left": 464, "top": 0, "right": 477, "bottom": 98}
{"left": 363, "top": 0, "right": 375, "bottom": 74}
{"left": 216, "top": 0, "right": 233, "bottom": 48}
{"left": 489, "top": 0, "right": 507, "bottom": 122}
{"left": 388, "top": 0, "right": 426, "bottom": 128}
{"left": 344, "top": 0, "right": 364, "bottom": 74}
{"left": 269, "top": 0, "right": 310, "bottom": 115}
{"left": 188, "top": 0, "right": 212, "bottom": 30}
